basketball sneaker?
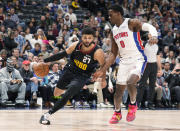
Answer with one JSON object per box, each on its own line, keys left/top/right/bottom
{"left": 109, "top": 112, "right": 122, "bottom": 124}
{"left": 126, "top": 103, "right": 138, "bottom": 122}
{"left": 39, "top": 113, "right": 50, "bottom": 125}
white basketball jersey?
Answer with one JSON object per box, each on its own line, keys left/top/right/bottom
{"left": 112, "top": 18, "right": 147, "bottom": 63}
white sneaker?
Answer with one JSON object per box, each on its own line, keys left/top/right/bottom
{"left": 39, "top": 113, "right": 50, "bottom": 125}
{"left": 97, "top": 103, "right": 107, "bottom": 108}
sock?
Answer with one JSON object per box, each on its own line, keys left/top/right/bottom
{"left": 130, "top": 100, "right": 137, "bottom": 105}
{"left": 115, "top": 109, "right": 121, "bottom": 113}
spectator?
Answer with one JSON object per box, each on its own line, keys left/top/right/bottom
{"left": 165, "top": 65, "right": 180, "bottom": 109}
{"left": 52, "top": 23, "right": 59, "bottom": 37}
{"left": 14, "top": 29, "right": 26, "bottom": 54}
{"left": 41, "top": 44, "right": 49, "bottom": 59}
{"left": 166, "top": 50, "right": 175, "bottom": 64}
{"left": 38, "top": 75, "right": 53, "bottom": 108}
{"left": 25, "top": 27, "right": 33, "bottom": 42}
{"left": 4, "top": 31, "right": 17, "bottom": 56}
{"left": 163, "top": 62, "right": 171, "bottom": 79}
{"left": 30, "top": 43, "right": 41, "bottom": 56}
{"left": 162, "top": 31, "right": 174, "bottom": 46}
{"left": 58, "top": 0, "right": 69, "bottom": 14}
{"left": 3, "top": 13, "right": 17, "bottom": 29}
{"left": 19, "top": 60, "right": 39, "bottom": 107}
{"left": 45, "top": 12, "right": 53, "bottom": 27}
{"left": 63, "top": 14, "right": 72, "bottom": 28}
{"left": 0, "top": 49, "right": 7, "bottom": 67}
{"left": 0, "top": 7, "right": 5, "bottom": 24}
{"left": 55, "top": 36, "right": 65, "bottom": 51}
{"left": 156, "top": 71, "right": 170, "bottom": 108}
{"left": 65, "top": 7, "right": 77, "bottom": 25}
{"left": 47, "top": 0, "right": 59, "bottom": 14}
{"left": 10, "top": 8, "right": 19, "bottom": 24}
{"left": 37, "top": 29, "right": 47, "bottom": 40}
{"left": 48, "top": 62, "right": 62, "bottom": 89}
{"left": 0, "top": 32, "right": 5, "bottom": 51}
{"left": 29, "top": 33, "right": 43, "bottom": 48}
{"left": 0, "top": 58, "right": 26, "bottom": 107}
{"left": 38, "top": 16, "right": 48, "bottom": 31}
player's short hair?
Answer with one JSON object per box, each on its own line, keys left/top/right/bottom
{"left": 82, "top": 27, "right": 95, "bottom": 37}
{"left": 109, "top": 4, "right": 124, "bottom": 16}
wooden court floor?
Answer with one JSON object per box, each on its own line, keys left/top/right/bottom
{"left": 0, "top": 109, "right": 180, "bottom": 131}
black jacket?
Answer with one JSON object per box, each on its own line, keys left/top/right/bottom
{"left": 19, "top": 68, "right": 34, "bottom": 83}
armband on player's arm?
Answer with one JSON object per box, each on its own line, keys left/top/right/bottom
{"left": 142, "top": 23, "right": 158, "bottom": 37}
{"left": 44, "top": 50, "right": 68, "bottom": 63}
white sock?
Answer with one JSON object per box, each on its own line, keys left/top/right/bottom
{"left": 131, "top": 100, "right": 136, "bottom": 104}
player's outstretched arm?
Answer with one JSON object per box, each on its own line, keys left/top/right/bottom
{"left": 93, "top": 34, "right": 118, "bottom": 80}
{"left": 128, "top": 19, "right": 158, "bottom": 44}
{"left": 44, "top": 41, "right": 78, "bottom": 63}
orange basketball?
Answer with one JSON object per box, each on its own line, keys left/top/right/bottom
{"left": 33, "top": 63, "right": 49, "bottom": 77}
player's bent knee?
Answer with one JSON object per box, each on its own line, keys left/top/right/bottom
{"left": 54, "top": 87, "right": 65, "bottom": 96}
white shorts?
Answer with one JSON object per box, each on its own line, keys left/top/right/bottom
{"left": 116, "top": 59, "right": 147, "bottom": 85}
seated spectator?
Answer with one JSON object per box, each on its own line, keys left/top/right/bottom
{"left": 0, "top": 49, "right": 8, "bottom": 67}
{"left": 0, "top": 57, "right": 26, "bottom": 107}
{"left": 0, "top": 7, "right": 5, "bottom": 24}
{"left": 25, "top": 27, "right": 33, "bottom": 42}
{"left": 12, "top": 48, "right": 23, "bottom": 63}
{"left": 163, "top": 62, "right": 171, "bottom": 79}
{"left": 0, "top": 32, "right": 5, "bottom": 51}
{"left": 48, "top": 62, "right": 62, "bottom": 91}
{"left": 14, "top": 29, "right": 26, "bottom": 55}
{"left": 30, "top": 55, "right": 39, "bottom": 71}
{"left": 19, "top": 60, "right": 39, "bottom": 107}
{"left": 55, "top": 36, "right": 65, "bottom": 51}
{"left": 52, "top": 22, "right": 59, "bottom": 37}
{"left": 47, "top": 0, "right": 59, "bottom": 14}
{"left": 165, "top": 65, "right": 180, "bottom": 109}
{"left": 38, "top": 75, "right": 53, "bottom": 108}
{"left": 38, "top": 16, "right": 48, "bottom": 31}
{"left": 30, "top": 43, "right": 41, "bottom": 56}
{"left": 166, "top": 51, "right": 175, "bottom": 64}
{"left": 41, "top": 44, "right": 49, "bottom": 59}
{"left": 37, "top": 29, "right": 47, "bottom": 40}
{"left": 10, "top": 8, "right": 19, "bottom": 24}
{"left": 3, "top": 13, "right": 17, "bottom": 29}
{"left": 50, "top": 47, "right": 59, "bottom": 56}
{"left": 162, "top": 31, "right": 174, "bottom": 46}
{"left": 156, "top": 71, "right": 170, "bottom": 108}
{"left": 58, "top": 0, "right": 69, "bottom": 14}
{"left": 29, "top": 33, "right": 43, "bottom": 48}
{"left": 65, "top": 7, "right": 77, "bottom": 25}
{"left": 64, "top": 14, "right": 72, "bottom": 28}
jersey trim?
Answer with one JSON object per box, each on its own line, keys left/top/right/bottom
{"left": 133, "top": 32, "right": 147, "bottom": 75}
{"left": 78, "top": 42, "right": 97, "bottom": 54}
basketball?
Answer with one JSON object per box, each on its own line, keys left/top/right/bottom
{"left": 33, "top": 63, "right": 49, "bottom": 77}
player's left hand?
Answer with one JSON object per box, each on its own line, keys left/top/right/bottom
{"left": 148, "top": 34, "right": 158, "bottom": 44}
{"left": 92, "top": 70, "right": 104, "bottom": 81}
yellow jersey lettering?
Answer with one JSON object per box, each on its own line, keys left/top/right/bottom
{"left": 74, "top": 59, "right": 87, "bottom": 70}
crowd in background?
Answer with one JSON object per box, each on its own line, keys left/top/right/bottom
{"left": 0, "top": 0, "right": 179, "bottom": 109}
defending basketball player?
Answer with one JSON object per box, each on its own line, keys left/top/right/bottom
{"left": 94, "top": 4, "right": 158, "bottom": 123}
{"left": 39, "top": 27, "right": 105, "bottom": 125}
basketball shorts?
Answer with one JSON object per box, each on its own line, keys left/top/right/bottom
{"left": 116, "top": 59, "right": 147, "bottom": 85}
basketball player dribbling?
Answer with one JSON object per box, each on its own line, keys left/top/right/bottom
{"left": 94, "top": 4, "right": 158, "bottom": 124}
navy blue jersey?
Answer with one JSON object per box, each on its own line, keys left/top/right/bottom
{"left": 66, "top": 42, "right": 100, "bottom": 77}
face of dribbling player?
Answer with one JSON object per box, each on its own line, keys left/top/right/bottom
{"left": 81, "top": 34, "right": 94, "bottom": 47}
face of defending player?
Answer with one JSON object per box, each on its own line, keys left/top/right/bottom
{"left": 81, "top": 34, "right": 94, "bottom": 47}
{"left": 108, "top": 10, "right": 122, "bottom": 25}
